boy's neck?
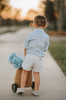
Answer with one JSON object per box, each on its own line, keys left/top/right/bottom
{"left": 34, "top": 27, "right": 44, "bottom": 30}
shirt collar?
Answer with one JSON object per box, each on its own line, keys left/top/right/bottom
{"left": 34, "top": 28, "right": 44, "bottom": 32}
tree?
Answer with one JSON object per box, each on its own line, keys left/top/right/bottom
{"left": 54, "top": 0, "right": 66, "bottom": 31}
{"left": 39, "top": 0, "right": 57, "bottom": 30}
{"left": 13, "top": 8, "right": 22, "bottom": 20}
{"left": 0, "top": 0, "right": 10, "bottom": 25}
{"left": 0, "top": 0, "right": 22, "bottom": 26}
{"left": 25, "top": 9, "right": 39, "bottom": 21}
{"left": 45, "top": 1, "right": 56, "bottom": 23}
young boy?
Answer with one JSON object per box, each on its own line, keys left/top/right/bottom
{"left": 17, "top": 15, "right": 50, "bottom": 96}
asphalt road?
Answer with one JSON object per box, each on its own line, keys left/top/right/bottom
{"left": 0, "top": 27, "right": 66, "bottom": 100}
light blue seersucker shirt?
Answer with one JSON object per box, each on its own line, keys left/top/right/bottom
{"left": 23, "top": 28, "right": 50, "bottom": 57}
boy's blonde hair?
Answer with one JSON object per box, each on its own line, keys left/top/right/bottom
{"left": 34, "top": 15, "right": 47, "bottom": 27}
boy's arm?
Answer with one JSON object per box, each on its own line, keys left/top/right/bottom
{"left": 44, "top": 50, "right": 46, "bottom": 52}
{"left": 44, "top": 36, "right": 50, "bottom": 51}
{"left": 23, "top": 34, "right": 30, "bottom": 56}
{"left": 24, "top": 48, "right": 27, "bottom": 56}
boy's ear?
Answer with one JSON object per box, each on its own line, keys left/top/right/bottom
{"left": 44, "top": 24, "right": 47, "bottom": 29}
{"left": 33, "top": 22, "right": 36, "bottom": 27}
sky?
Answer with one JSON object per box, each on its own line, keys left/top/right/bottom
{"left": 10, "top": 0, "right": 40, "bottom": 17}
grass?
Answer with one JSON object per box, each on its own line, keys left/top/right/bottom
{"left": 49, "top": 41, "right": 66, "bottom": 76}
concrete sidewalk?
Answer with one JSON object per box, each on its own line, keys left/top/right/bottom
{"left": 0, "top": 26, "right": 21, "bottom": 33}
{"left": 0, "top": 27, "right": 66, "bottom": 100}
{"left": 40, "top": 51, "right": 66, "bottom": 100}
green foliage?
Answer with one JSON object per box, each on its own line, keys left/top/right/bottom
{"left": 42, "top": 0, "right": 56, "bottom": 23}
{"left": 63, "top": 17, "right": 66, "bottom": 30}
{"left": 49, "top": 41, "right": 66, "bottom": 76}
{"left": 40, "top": 0, "right": 57, "bottom": 30}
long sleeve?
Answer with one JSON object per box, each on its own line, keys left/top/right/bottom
{"left": 44, "top": 36, "right": 50, "bottom": 50}
{"left": 23, "top": 36, "right": 29, "bottom": 49}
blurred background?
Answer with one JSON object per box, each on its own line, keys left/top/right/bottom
{"left": 0, "top": 0, "right": 66, "bottom": 32}
{"left": 0, "top": 0, "right": 66, "bottom": 76}
{"left": 0, "top": 0, "right": 66, "bottom": 34}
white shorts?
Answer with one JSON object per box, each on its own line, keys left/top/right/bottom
{"left": 22, "top": 54, "right": 44, "bottom": 72}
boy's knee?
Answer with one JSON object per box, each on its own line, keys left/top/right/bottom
{"left": 23, "top": 69, "right": 28, "bottom": 72}
{"left": 33, "top": 71, "right": 40, "bottom": 77}
{"left": 23, "top": 69, "right": 29, "bottom": 74}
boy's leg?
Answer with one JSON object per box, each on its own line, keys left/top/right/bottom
{"left": 21, "top": 69, "right": 29, "bottom": 88}
{"left": 17, "top": 69, "right": 29, "bottom": 94}
{"left": 33, "top": 71, "right": 40, "bottom": 91}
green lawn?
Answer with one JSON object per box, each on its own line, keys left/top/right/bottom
{"left": 49, "top": 41, "right": 66, "bottom": 76}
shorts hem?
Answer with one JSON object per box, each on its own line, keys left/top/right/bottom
{"left": 22, "top": 66, "right": 31, "bottom": 71}
{"left": 33, "top": 69, "right": 42, "bottom": 72}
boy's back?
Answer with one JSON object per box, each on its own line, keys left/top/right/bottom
{"left": 23, "top": 28, "right": 49, "bottom": 57}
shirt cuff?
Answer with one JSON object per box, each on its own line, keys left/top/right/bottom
{"left": 23, "top": 45, "right": 28, "bottom": 49}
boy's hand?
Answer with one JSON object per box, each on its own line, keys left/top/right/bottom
{"left": 24, "top": 48, "right": 27, "bottom": 56}
{"left": 44, "top": 50, "right": 46, "bottom": 52}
